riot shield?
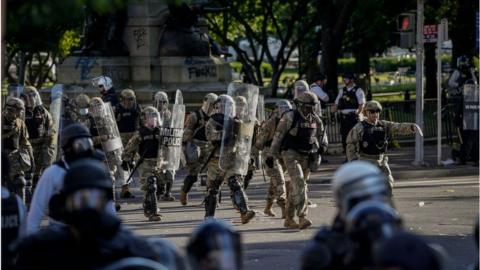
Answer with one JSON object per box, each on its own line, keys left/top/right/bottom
{"left": 219, "top": 83, "right": 259, "bottom": 176}
{"left": 463, "top": 83, "right": 479, "bottom": 130}
{"left": 92, "top": 101, "right": 124, "bottom": 172}
{"left": 157, "top": 90, "right": 185, "bottom": 171}
{"left": 50, "top": 84, "right": 64, "bottom": 160}
{"left": 7, "top": 84, "right": 24, "bottom": 98}
{"left": 257, "top": 94, "right": 265, "bottom": 124}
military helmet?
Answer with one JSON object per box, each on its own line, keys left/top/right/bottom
{"left": 457, "top": 55, "right": 470, "bottom": 69}
{"left": 214, "top": 94, "right": 234, "bottom": 114}
{"left": 23, "top": 85, "right": 43, "bottom": 108}
{"left": 202, "top": 93, "right": 218, "bottom": 115}
{"left": 345, "top": 200, "right": 402, "bottom": 237}
{"left": 91, "top": 75, "right": 113, "bottom": 91}
{"left": 154, "top": 91, "right": 169, "bottom": 110}
{"left": 296, "top": 92, "right": 319, "bottom": 105}
{"left": 4, "top": 97, "right": 25, "bottom": 111}
{"left": 143, "top": 106, "right": 160, "bottom": 129}
{"left": 75, "top": 94, "right": 91, "bottom": 109}
{"left": 294, "top": 80, "right": 310, "bottom": 99}
{"left": 275, "top": 99, "right": 292, "bottom": 116}
{"left": 90, "top": 97, "right": 105, "bottom": 116}
{"left": 120, "top": 89, "right": 136, "bottom": 99}
{"left": 364, "top": 100, "right": 383, "bottom": 112}
{"left": 143, "top": 106, "right": 158, "bottom": 115}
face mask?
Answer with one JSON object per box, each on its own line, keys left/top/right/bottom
{"left": 79, "top": 108, "right": 89, "bottom": 116}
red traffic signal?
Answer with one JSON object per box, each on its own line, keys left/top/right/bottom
{"left": 398, "top": 13, "right": 415, "bottom": 32}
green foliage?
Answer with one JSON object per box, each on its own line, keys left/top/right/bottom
{"left": 59, "top": 30, "right": 81, "bottom": 58}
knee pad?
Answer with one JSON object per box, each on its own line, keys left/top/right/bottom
{"left": 146, "top": 176, "right": 158, "bottom": 192}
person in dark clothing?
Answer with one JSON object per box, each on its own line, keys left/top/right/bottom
{"left": 92, "top": 75, "right": 119, "bottom": 108}
{"left": 17, "top": 159, "right": 162, "bottom": 270}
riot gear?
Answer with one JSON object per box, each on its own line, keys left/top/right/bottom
{"left": 92, "top": 75, "right": 113, "bottom": 91}
{"left": 4, "top": 97, "right": 25, "bottom": 120}
{"left": 154, "top": 91, "right": 169, "bottom": 112}
{"left": 364, "top": 100, "right": 382, "bottom": 112}
{"left": 75, "top": 94, "right": 91, "bottom": 116}
{"left": 275, "top": 99, "right": 292, "bottom": 118}
{"left": 187, "top": 220, "right": 242, "bottom": 270}
{"left": 296, "top": 92, "right": 319, "bottom": 119}
{"left": 332, "top": 161, "right": 390, "bottom": 219}
{"left": 201, "top": 93, "right": 218, "bottom": 116}
{"left": 143, "top": 106, "right": 161, "bottom": 129}
{"left": 457, "top": 55, "right": 470, "bottom": 69}
{"left": 294, "top": 80, "right": 310, "bottom": 99}
{"left": 214, "top": 94, "right": 233, "bottom": 114}
{"left": 60, "top": 123, "right": 95, "bottom": 161}
{"left": 360, "top": 121, "right": 388, "bottom": 155}
{"left": 23, "top": 86, "right": 43, "bottom": 109}
{"left": 120, "top": 89, "right": 136, "bottom": 110}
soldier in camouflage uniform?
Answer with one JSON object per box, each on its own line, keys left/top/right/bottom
{"left": 153, "top": 91, "right": 175, "bottom": 201}
{"left": 122, "top": 106, "right": 163, "bottom": 221}
{"left": 22, "top": 86, "right": 56, "bottom": 188}
{"left": 116, "top": 89, "right": 141, "bottom": 198}
{"left": 180, "top": 93, "right": 218, "bottom": 206}
{"left": 2, "top": 97, "right": 34, "bottom": 202}
{"left": 346, "top": 100, "right": 422, "bottom": 194}
{"left": 255, "top": 100, "right": 292, "bottom": 218}
{"left": 269, "top": 92, "right": 327, "bottom": 230}
{"left": 72, "top": 94, "right": 91, "bottom": 127}
{"left": 203, "top": 94, "right": 255, "bottom": 224}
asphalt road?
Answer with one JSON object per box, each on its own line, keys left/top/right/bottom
{"left": 117, "top": 173, "right": 479, "bottom": 270}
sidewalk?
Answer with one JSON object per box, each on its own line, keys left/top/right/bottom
{"left": 312, "top": 144, "right": 479, "bottom": 182}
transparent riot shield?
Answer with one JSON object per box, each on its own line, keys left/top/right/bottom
{"left": 50, "top": 84, "right": 64, "bottom": 160}
{"left": 219, "top": 83, "right": 259, "bottom": 176}
{"left": 463, "top": 83, "right": 479, "bottom": 131}
{"left": 257, "top": 94, "right": 265, "bottom": 124}
{"left": 92, "top": 102, "right": 124, "bottom": 172}
{"left": 158, "top": 90, "right": 185, "bottom": 171}
{"left": 7, "top": 84, "right": 24, "bottom": 98}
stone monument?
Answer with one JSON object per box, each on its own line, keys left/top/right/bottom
{"left": 56, "top": 0, "right": 231, "bottom": 104}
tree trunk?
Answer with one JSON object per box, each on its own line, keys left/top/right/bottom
{"left": 354, "top": 47, "right": 371, "bottom": 100}
{"left": 450, "top": 0, "right": 478, "bottom": 66}
{"left": 320, "top": 33, "right": 342, "bottom": 97}
{"left": 424, "top": 42, "right": 437, "bottom": 98}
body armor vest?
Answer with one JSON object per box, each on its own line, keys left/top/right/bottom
{"left": 116, "top": 105, "right": 140, "bottom": 133}
{"left": 139, "top": 127, "right": 160, "bottom": 159}
{"left": 25, "top": 106, "right": 47, "bottom": 139}
{"left": 338, "top": 86, "right": 359, "bottom": 110}
{"left": 2, "top": 192, "right": 20, "bottom": 263}
{"left": 192, "top": 110, "right": 209, "bottom": 142}
{"left": 359, "top": 120, "right": 388, "bottom": 155}
{"left": 2, "top": 117, "right": 20, "bottom": 151}
{"left": 282, "top": 111, "right": 317, "bottom": 153}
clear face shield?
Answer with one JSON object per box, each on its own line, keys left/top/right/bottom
{"left": 79, "top": 107, "right": 89, "bottom": 116}
{"left": 122, "top": 96, "right": 136, "bottom": 109}
{"left": 145, "top": 111, "right": 161, "bottom": 129}
{"left": 65, "top": 188, "right": 109, "bottom": 213}
{"left": 235, "top": 102, "right": 246, "bottom": 120}
{"left": 155, "top": 99, "right": 168, "bottom": 112}
{"left": 25, "top": 91, "right": 41, "bottom": 108}
{"left": 90, "top": 101, "right": 105, "bottom": 117}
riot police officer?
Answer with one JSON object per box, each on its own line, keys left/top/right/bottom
{"left": 22, "top": 86, "right": 56, "bottom": 195}
{"left": 72, "top": 93, "right": 91, "bottom": 127}
{"left": 204, "top": 94, "right": 256, "bottom": 224}
{"left": 332, "top": 73, "right": 365, "bottom": 156}
{"left": 26, "top": 123, "right": 116, "bottom": 235}
{"left": 92, "top": 75, "right": 119, "bottom": 108}
{"left": 255, "top": 100, "right": 291, "bottom": 218}
{"left": 17, "top": 159, "right": 162, "bottom": 270}
{"left": 268, "top": 92, "right": 327, "bottom": 229}
{"left": 116, "top": 89, "right": 141, "bottom": 198}
{"left": 153, "top": 91, "right": 176, "bottom": 201}
{"left": 122, "top": 106, "right": 163, "bottom": 221}
{"left": 346, "top": 100, "right": 422, "bottom": 194}
{"left": 300, "top": 161, "right": 392, "bottom": 269}
{"left": 180, "top": 93, "right": 218, "bottom": 206}
{"left": 187, "top": 220, "right": 242, "bottom": 270}
{"left": 2, "top": 97, "right": 34, "bottom": 202}
{"left": 448, "top": 55, "right": 478, "bottom": 94}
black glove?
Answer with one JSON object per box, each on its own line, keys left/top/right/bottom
{"left": 121, "top": 161, "right": 130, "bottom": 171}
{"left": 319, "top": 143, "right": 328, "bottom": 155}
{"left": 265, "top": 156, "right": 274, "bottom": 169}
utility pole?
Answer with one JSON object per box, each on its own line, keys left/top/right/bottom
{"left": 414, "top": 0, "right": 425, "bottom": 166}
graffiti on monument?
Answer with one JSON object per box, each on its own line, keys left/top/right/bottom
{"left": 102, "top": 66, "right": 126, "bottom": 82}
{"left": 185, "top": 57, "right": 217, "bottom": 80}
{"left": 133, "top": 28, "right": 147, "bottom": 50}
{"left": 75, "top": 57, "right": 99, "bottom": 80}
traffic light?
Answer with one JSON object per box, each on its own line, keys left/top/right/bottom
{"left": 397, "top": 13, "right": 415, "bottom": 32}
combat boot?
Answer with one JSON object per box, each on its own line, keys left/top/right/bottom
{"left": 241, "top": 210, "right": 256, "bottom": 224}
{"left": 180, "top": 191, "right": 188, "bottom": 206}
{"left": 277, "top": 200, "right": 286, "bottom": 219}
{"left": 120, "top": 184, "right": 134, "bottom": 198}
{"left": 284, "top": 218, "right": 299, "bottom": 229}
{"left": 263, "top": 200, "right": 276, "bottom": 217}
{"left": 298, "top": 216, "right": 312, "bottom": 230}
{"left": 148, "top": 213, "right": 162, "bottom": 221}
{"left": 162, "top": 183, "right": 175, "bottom": 201}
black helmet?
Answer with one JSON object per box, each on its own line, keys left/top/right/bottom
{"left": 343, "top": 72, "right": 356, "bottom": 80}
{"left": 60, "top": 123, "right": 92, "bottom": 149}
{"left": 61, "top": 159, "right": 113, "bottom": 197}
{"left": 313, "top": 73, "right": 326, "bottom": 82}
{"left": 187, "top": 220, "right": 242, "bottom": 270}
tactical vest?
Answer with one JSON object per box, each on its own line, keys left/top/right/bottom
{"left": 25, "top": 106, "right": 47, "bottom": 139}
{"left": 2, "top": 117, "right": 20, "bottom": 151}
{"left": 139, "top": 127, "right": 160, "bottom": 159}
{"left": 338, "top": 86, "right": 359, "bottom": 110}
{"left": 281, "top": 111, "right": 317, "bottom": 153}
{"left": 359, "top": 120, "right": 388, "bottom": 155}
{"left": 116, "top": 105, "right": 140, "bottom": 133}
{"left": 192, "top": 110, "right": 209, "bottom": 142}
{"left": 457, "top": 69, "right": 474, "bottom": 87}
{"left": 2, "top": 192, "right": 20, "bottom": 264}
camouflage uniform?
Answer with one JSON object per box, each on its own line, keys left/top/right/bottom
{"left": 346, "top": 119, "right": 415, "bottom": 191}
{"left": 2, "top": 98, "right": 34, "bottom": 201}
{"left": 255, "top": 115, "right": 286, "bottom": 217}
{"left": 270, "top": 92, "right": 326, "bottom": 229}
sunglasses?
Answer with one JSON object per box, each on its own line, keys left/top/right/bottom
{"left": 368, "top": 110, "right": 381, "bottom": 113}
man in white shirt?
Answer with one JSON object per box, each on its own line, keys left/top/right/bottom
{"left": 332, "top": 73, "right": 365, "bottom": 157}
{"left": 310, "top": 73, "right": 330, "bottom": 104}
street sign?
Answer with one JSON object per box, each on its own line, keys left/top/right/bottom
{"left": 423, "top": 24, "right": 437, "bottom": 43}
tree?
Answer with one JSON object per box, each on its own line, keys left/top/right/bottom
{"left": 204, "top": 0, "right": 318, "bottom": 97}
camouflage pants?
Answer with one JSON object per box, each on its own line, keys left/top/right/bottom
{"left": 186, "top": 142, "right": 212, "bottom": 176}
{"left": 263, "top": 153, "right": 286, "bottom": 204}
{"left": 206, "top": 157, "right": 226, "bottom": 189}
{"left": 360, "top": 155, "right": 394, "bottom": 193}
{"left": 138, "top": 158, "right": 161, "bottom": 216}
{"left": 119, "top": 133, "right": 136, "bottom": 185}
{"left": 120, "top": 132, "right": 135, "bottom": 147}
{"left": 31, "top": 139, "right": 55, "bottom": 180}
{"left": 281, "top": 149, "right": 310, "bottom": 219}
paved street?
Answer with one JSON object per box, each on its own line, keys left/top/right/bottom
{"left": 117, "top": 172, "right": 479, "bottom": 270}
